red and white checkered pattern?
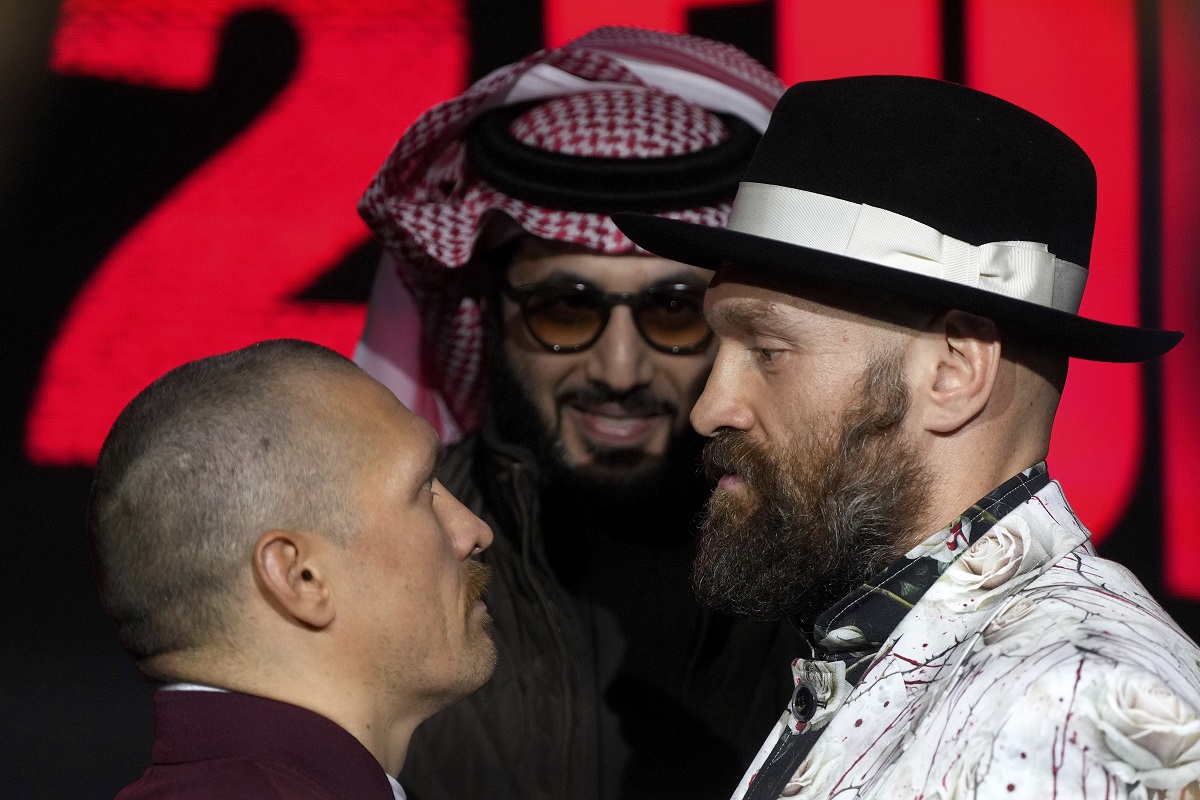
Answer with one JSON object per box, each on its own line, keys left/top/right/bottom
{"left": 510, "top": 88, "right": 727, "bottom": 157}
{"left": 356, "top": 26, "right": 784, "bottom": 438}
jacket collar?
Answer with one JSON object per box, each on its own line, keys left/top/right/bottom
{"left": 808, "top": 463, "right": 1052, "bottom": 684}
{"left": 149, "top": 689, "right": 395, "bottom": 800}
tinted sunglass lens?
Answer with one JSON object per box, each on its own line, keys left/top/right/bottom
{"left": 639, "top": 290, "right": 710, "bottom": 350}
{"left": 525, "top": 287, "right": 604, "bottom": 348}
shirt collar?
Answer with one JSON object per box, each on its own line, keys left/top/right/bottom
{"left": 807, "top": 462, "right": 1051, "bottom": 684}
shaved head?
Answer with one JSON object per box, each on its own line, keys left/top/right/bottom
{"left": 89, "top": 340, "right": 370, "bottom": 667}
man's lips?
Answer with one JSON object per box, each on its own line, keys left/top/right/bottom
{"left": 465, "top": 561, "right": 490, "bottom": 619}
{"left": 565, "top": 403, "right": 670, "bottom": 447}
{"left": 717, "top": 473, "right": 745, "bottom": 491}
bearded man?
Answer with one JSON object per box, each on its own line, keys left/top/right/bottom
{"left": 353, "top": 26, "right": 805, "bottom": 800}
{"left": 615, "top": 75, "right": 1200, "bottom": 799}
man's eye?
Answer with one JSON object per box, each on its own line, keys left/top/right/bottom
{"left": 751, "top": 347, "right": 781, "bottom": 364}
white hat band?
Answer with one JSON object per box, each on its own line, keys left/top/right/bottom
{"left": 727, "top": 182, "right": 1088, "bottom": 314}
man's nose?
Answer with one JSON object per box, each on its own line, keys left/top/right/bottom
{"left": 437, "top": 481, "right": 494, "bottom": 559}
{"left": 690, "top": 347, "right": 754, "bottom": 436}
{"left": 583, "top": 306, "right": 654, "bottom": 392}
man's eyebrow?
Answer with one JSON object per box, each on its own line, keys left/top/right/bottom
{"left": 514, "top": 269, "right": 709, "bottom": 289}
{"left": 419, "top": 437, "right": 445, "bottom": 485}
{"left": 656, "top": 271, "right": 711, "bottom": 288}
{"left": 511, "top": 269, "right": 586, "bottom": 286}
{"left": 707, "top": 299, "right": 792, "bottom": 334}
{"left": 426, "top": 441, "right": 445, "bottom": 479}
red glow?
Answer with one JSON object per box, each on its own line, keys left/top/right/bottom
{"left": 27, "top": 0, "right": 468, "bottom": 465}
{"left": 968, "top": 0, "right": 1143, "bottom": 543}
{"left": 1162, "top": 0, "right": 1200, "bottom": 598}
{"left": 28, "top": 3, "right": 1200, "bottom": 601}
{"left": 545, "top": 0, "right": 762, "bottom": 45}
{"left": 776, "top": 0, "right": 941, "bottom": 84}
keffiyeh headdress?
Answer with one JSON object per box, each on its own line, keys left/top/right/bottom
{"left": 356, "top": 26, "right": 784, "bottom": 440}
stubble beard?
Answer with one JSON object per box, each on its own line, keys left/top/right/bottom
{"left": 410, "top": 560, "right": 498, "bottom": 716}
{"left": 461, "top": 560, "right": 498, "bottom": 692}
{"left": 691, "top": 349, "right": 933, "bottom": 624}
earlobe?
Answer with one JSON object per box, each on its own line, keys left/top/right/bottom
{"left": 920, "top": 310, "right": 1000, "bottom": 434}
{"left": 253, "top": 530, "right": 335, "bottom": 630}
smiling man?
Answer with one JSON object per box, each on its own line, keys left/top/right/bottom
{"left": 616, "top": 76, "right": 1200, "bottom": 799}
{"left": 496, "top": 236, "right": 716, "bottom": 484}
{"left": 354, "top": 26, "right": 805, "bottom": 800}
{"left": 92, "top": 339, "right": 496, "bottom": 800}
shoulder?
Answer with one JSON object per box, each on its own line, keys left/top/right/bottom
{"left": 908, "top": 552, "right": 1200, "bottom": 797}
{"left": 951, "top": 487, "right": 1200, "bottom": 711}
{"left": 128, "top": 692, "right": 395, "bottom": 800}
{"left": 885, "top": 483, "right": 1200, "bottom": 795}
{"left": 888, "top": 562, "right": 1200, "bottom": 797}
{"left": 936, "top": 624, "right": 1200, "bottom": 797}
{"left": 1021, "top": 547, "right": 1195, "bottom": 664}
{"left": 914, "top": 480, "right": 1193, "bottom": 667}
{"left": 1000, "top": 483, "right": 1199, "bottom": 680}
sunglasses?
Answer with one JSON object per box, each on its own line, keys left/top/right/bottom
{"left": 501, "top": 280, "right": 713, "bottom": 355}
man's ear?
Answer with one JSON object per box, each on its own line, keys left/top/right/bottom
{"left": 912, "top": 309, "right": 1001, "bottom": 434}
{"left": 252, "top": 530, "right": 335, "bottom": 630}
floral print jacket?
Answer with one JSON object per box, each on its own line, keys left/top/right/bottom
{"left": 735, "top": 467, "right": 1200, "bottom": 800}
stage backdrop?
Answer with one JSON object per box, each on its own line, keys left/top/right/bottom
{"left": 3, "top": 1, "right": 1198, "bottom": 797}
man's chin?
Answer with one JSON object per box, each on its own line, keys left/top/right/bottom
{"left": 564, "top": 448, "right": 666, "bottom": 484}
{"left": 540, "top": 426, "right": 711, "bottom": 536}
{"left": 545, "top": 443, "right": 680, "bottom": 513}
{"left": 703, "top": 486, "right": 757, "bottom": 525}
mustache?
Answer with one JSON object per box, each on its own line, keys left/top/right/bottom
{"left": 702, "top": 430, "right": 769, "bottom": 487}
{"left": 558, "top": 382, "right": 677, "bottom": 416}
{"left": 466, "top": 560, "right": 491, "bottom": 608}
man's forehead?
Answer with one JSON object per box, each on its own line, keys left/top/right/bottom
{"left": 325, "top": 371, "right": 440, "bottom": 460}
{"left": 704, "top": 275, "right": 920, "bottom": 340}
{"left": 507, "top": 244, "right": 712, "bottom": 288}
{"left": 704, "top": 293, "right": 796, "bottom": 333}
{"left": 382, "top": 387, "right": 441, "bottom": 464}
{"left": 361, "top": 395, "right": 443, "bottom": 490}
{"left": 708, "top": 263, "right": 933, "bottom": 332}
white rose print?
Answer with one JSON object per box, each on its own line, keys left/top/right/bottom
{"left": 979, "top": 595, "right": 1043, "bottom": 654}
{"left": 943, "top": 515, "right": 1052, "bottom": 608}
{"left": 1096, "top": 666, "right": 1200, "bottom": 791}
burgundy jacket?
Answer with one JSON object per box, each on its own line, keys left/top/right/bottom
{"left": 117, "top": 689, "right": 396, "bottom": 800}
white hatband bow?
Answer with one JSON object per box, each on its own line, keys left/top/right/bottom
{"left": 727, "top": 183, "right": 1088, "bottom": 313}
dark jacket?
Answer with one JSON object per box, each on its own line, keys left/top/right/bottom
{"left": 118, "top": 690, "right": 395, "bottom": 800}
{"left": 399, "top": 423, "right": 804, "bottom": 800}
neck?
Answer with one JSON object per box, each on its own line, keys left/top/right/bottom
{"left": 904, "top": 356, "right": 1055, "bottom": 552}
{"left": 911, "top": 437, "right": 1046, "bottom": 551}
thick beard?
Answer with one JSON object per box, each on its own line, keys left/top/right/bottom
{"left": 691, "top": 349, "right": 933, "bottom": 624}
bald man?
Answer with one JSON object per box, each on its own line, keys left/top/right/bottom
{"left": 91, "top": 339, "right": 496, "bottom": 800}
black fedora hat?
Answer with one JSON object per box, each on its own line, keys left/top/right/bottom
{"left": 614, "top": 75, "right": 1182, "bottom": 362}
